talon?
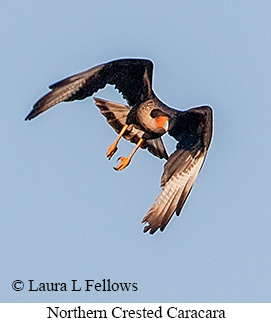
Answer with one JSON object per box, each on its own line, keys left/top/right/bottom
{"left": 114, "top": 156, "right": 131, "bottom": 171}
{"left": 106, "top": 144, "right": 118, "bottom": 159}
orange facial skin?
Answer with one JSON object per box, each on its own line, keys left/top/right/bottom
{"left": 155, "top": 116, "right": 169, "bottom": 129}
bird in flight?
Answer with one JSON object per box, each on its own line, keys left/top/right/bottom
{"left": 25, "top": 58, "right": 213, "bottom": 234}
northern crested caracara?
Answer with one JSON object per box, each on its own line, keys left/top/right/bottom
{"left": 25, "top": 58, "right": 213, "bottom": 234}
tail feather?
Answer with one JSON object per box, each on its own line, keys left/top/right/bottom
{"left": 94, "top": 98, "right": 168, "bottom": 160}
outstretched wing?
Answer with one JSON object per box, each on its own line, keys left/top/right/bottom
{"left": 25, "top": 58, "right": 154, "bottom": 120}
{"left": 142, "top": 106, "right": 213, "bottom": 234}
{"left": 94, "top": 97, "right": 168, "bottom": 160}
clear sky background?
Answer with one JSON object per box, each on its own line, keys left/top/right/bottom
{"left": 1, "top": 1, "right": 271, "bottom": 303}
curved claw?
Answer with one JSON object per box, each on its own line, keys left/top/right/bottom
{"left": 106, "top": 143, "right": 118, "bottom": 160}
{"left": 114, "top": 156, "right": 131, "bottom": 171}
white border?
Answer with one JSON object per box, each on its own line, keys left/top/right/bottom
{"left": 1, "top": 303, "right": 271, "bottom": 322}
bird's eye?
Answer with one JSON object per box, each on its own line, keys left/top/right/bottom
{"left": 150, "top": 109, "right": 164, "bottom": 118}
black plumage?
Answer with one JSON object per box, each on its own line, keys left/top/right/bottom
{"left": 26, "top": 58, "right": 213, "bottom": 234}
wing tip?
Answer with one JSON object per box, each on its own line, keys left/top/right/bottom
{"left": 142, "top": 223, "right": 166, "bottom": 235}
{"left": 24, "top": 110, "right": 36, "bottom": 121}
{"left": 25, "top": 101, "right": 44, "bottom": 120}
{"left": 143, "top": 225, "right": 159, "bottom": 235}
{"left": 142, "top": 214, "right": 164, "bottom": 235}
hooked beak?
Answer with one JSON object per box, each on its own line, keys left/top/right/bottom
{"left": 163, "top": 119, "right": 169, "bottom": 132}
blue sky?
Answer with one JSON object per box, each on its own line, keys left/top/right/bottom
{"left": 1, "top": 0, "right": 271, "bottom": 302}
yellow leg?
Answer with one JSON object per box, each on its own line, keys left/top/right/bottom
{"left": 106, "top": 124, "right": 129, "bottom": 159}
{"left": 114, "top": 138, "right": 144, "bottom": 171}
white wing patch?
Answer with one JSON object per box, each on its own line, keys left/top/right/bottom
{"left": 142, "top": 151, "right": 206, "bottom": 234}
